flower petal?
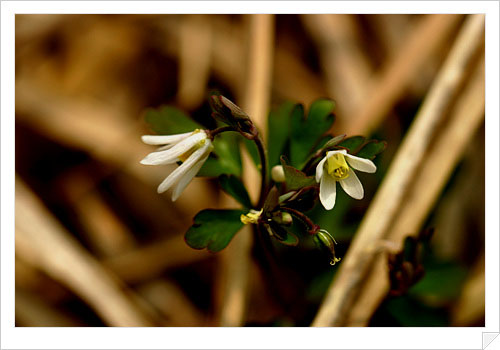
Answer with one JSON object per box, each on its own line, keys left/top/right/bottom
{"left": 156, "top": 143, "right": 209, "bottom": 193}
{"left": 345, "top": 154, "right": 377, "bottom": 173}
{"left": 141, "top": 132, "right": 193, "bottom": 145}
{"left": 315, "top": 157, "right": 327, "bottom": 182}
{"left": 320, "top": 174, "right": 337, "bottom": 210}
{"left": 171, "top": 154, "right": 209, "bottom": 201}
{"left": 339, "top": 170, "right": 364, "bottom": 199}
{"left": 140, "top": 132, "right": 206, "bottom": 165}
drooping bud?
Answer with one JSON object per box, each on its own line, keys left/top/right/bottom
{"left": 209, "top": 95, "right": 258, "bottom": 139}
{"left": 314, "top": 229, "right": 341, "bottom": 265}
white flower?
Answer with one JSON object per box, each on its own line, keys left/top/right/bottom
{"left": 315, "top": 149, "right": 376, "bottom": 210}
{"left": 140, "top": 129, "right": 213, "bottom": 200}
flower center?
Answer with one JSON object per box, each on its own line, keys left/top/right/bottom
{"left": 179, "top": 139, "right": 206, "bottom": 162}
{"left": 326, "top": 153, "right": 350, "bottom": 180}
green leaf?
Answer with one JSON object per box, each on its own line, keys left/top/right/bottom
{"left": 280, "top": 156, "right": 316, "bottom": 191}
{"left": 218, "top": 174, "right": 252, "bottom": 208}
{"left": 185, "top": 209, "right": 246, "bottom": 252}
{"left": 322, "top": 134, "right": 347, "bottom": 150}
{"left": 290, "top": 99, "right": 335, "bottom": 168}
{"left": 337, "top": 136, "right": 365, "bottom": 153}
{"left": 144, "top": 106, "right": 202, "bottom": 135}
{"left": 380, "top": 295, "right": 448, "bottom": 327}
{"left": 267, "top": 101, "right": 294, "bottom": 168}
{"left": 198, "top": 132, "right": 242, "bottom": 177}
{"left": 410, "top": 261, "right": 468, "bottom": 300}
{"left": 356, "top": 140, "right": 387, "bottom": 160}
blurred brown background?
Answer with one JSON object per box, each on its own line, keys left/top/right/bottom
{"left": 15, "top": 14, "right": 484, "bottom": 327}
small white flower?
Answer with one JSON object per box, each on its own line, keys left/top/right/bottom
{"left": 315, "top": 149, "right": 376, "bottom": 210}
{"left": 140, "top": 129, "right": 213, "bottom": 200}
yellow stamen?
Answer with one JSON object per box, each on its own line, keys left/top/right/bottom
{"left": 326, "top": 153, "right": 350, "bottom": 180}
{"left": 240, "top": 209, "right": 263, "bottom": 225}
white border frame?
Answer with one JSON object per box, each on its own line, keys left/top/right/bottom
{"left": 2, "top": 1, "right": 499, "bottom": 349}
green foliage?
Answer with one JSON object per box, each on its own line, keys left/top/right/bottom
{"left": 185, "top": 209, "right": 246, "bottom": 252}
{"left": 267, "top": 101, "right": 295, "bottom": 168}
{"left": 378, "top": 295, "right": 448, "bottom": 327}
{"left": 218, "top": 174, "right": 252, "bottom": 208}
{"left": 322, "top": 134, "right": 347, "bottom": 150}
{"left": 337, "top": 136, "right": 365, "bottom": 153}
{"left": 356, "top": 140, "right": 387, "bottom": 160}
{"left": 280, "top": 157, "right": 316, "bottom": 191}
{"left": 290, "top": 99, "right": 335, "bottom": 168}
{"left": 144, "top": 106, "right": 202, "bottom": 135}
{"left": 198, "top": 132, "right": 242, "bottom": 177}
{"left": 410, "top": 261, "right": 468, "bottom": 300}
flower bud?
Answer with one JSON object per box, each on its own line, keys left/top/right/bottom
{"left": 209, "top": 95, "right": 258, "bottom": 139}
{"left": 271, "top": 165, "right": 286, "bottom": 183}
{"left": 272, "top": 211, "right": 293, "bottom": 226}
{"left": 314, "top": 229, "right": 341, "bottom": 265}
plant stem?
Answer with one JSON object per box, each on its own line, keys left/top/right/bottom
{"left": 208, "top": 126, "right": 235, "bottom": 139}
{"left": 254, "top": 134, "right": 268, "bottom": 208}
{"left": 280, "top": 207, "right": 319, "bottom": 234}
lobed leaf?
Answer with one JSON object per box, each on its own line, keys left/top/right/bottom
{"left": 356, "top": 140, "right": 387, "bottom": 160}
{"left": 290, "top": 99, "right": 335, "bottom": 168}
{"left": 185, "top": 209, "right": 247, "bottom": 252}
{"left": 280, "top": 156, "right": 316, "bottom": 191}
{"left": 337, "top": 136, "right": 365, "bottom": 153}
{"left": 267, "top": 101, "right": 295, "bottom": 168}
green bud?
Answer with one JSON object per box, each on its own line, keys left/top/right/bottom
{"left": 314, "top": 229, "right": 341, "bottom": 265}
{"left": 272, "top": 211, "right": 293, "bottom": 226}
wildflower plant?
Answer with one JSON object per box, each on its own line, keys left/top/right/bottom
{"left": 141, "top": 95, "right": 386, "bottom": 265}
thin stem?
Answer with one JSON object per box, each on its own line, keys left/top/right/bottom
{"left": 207, "top": 126, "right": 235, "bottom": 139}
{"left": 280, "top": 207, "right": 320, "bottom": 234}
{"left": 254, "top": 135, "right": 268, "bottom": 208}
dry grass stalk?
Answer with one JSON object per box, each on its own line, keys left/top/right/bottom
{"left": 451, "top": 254, "right": 485, "bottom": 326}
{"left": 103, "top": 234, "right": 214, "bottom": 284}
{"left": 62, "top": 176, "right": 137, "bottom": 257}
{"left": 136, "top": 279, "right": 207, "bottom": 326}
{"left": 311, "top": 14, "right": 484, "bottom": 327}
{"left": 301, "top": 14, "right": 373, "bottom": 116}
{"left": 217, "top": 14, "right": 275, "bottom": 327}
{"left": 177, "top": 15, "right": 213, "bottom": 110}
{"left": 15, "top": 289, "right": 83, "bottom": 327}
{"left": 16, "top": 178, "right": 155, "bottom": 326}
{"left": 15, "top": 80, "right": 214, "bottom": 213}
{"left": 343, "top": 14, "right": 463, "bottom": 135}
{"left": 345, "top": 56, "right": 485, "bottom": 326}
